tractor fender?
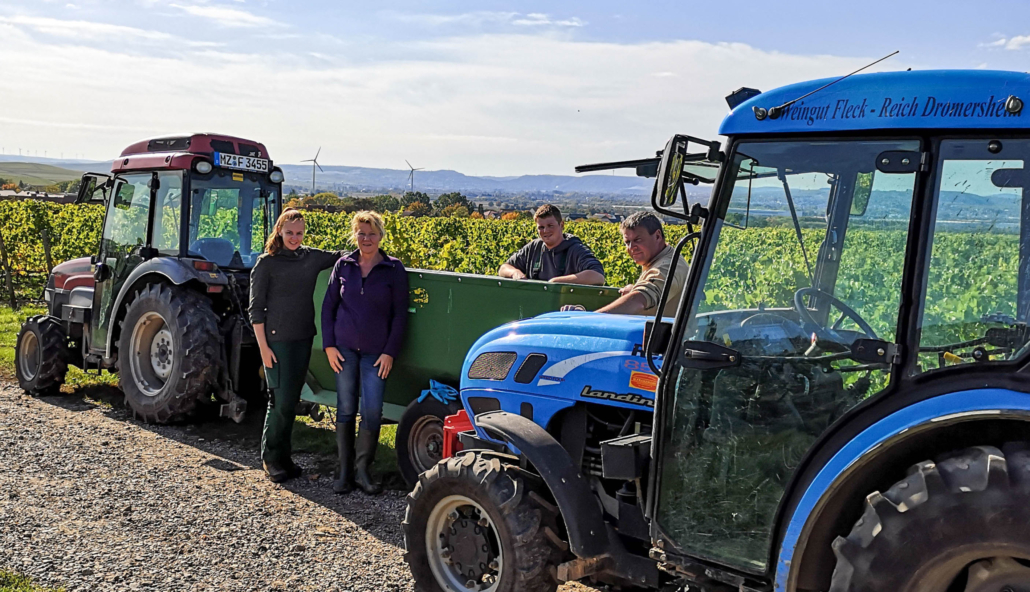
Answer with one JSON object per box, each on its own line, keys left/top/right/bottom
{"left": 105, "top": 257, "right": 228, "bottom": 357}
{"left": 775, "top": 388, "right": 1030, "bottom": 592}
{"left": 475, "top": 410, "right": 610, "bottom": 559}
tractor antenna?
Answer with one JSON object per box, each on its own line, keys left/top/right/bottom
{"left": 766, "top": 50, "right": 899, "bottom": 120}
{"left": 301, "top": 147, "right": 323, "bottom": 195}
{"left": 405, "top": 159, "right": 424, "bottom": 193}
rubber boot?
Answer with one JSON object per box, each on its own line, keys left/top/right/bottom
{"left": 263, "top": 460, "right": 288, "bottom": 483}
{"left": 354, "top": 427, "right": 382, "bottom": 494}
{"left": 284, "top": 458, "right": 303, "bottom": 481}
{"left": 333, "top": 420, "right": 356, "bottom": 494}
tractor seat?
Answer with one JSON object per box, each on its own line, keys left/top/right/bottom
{"left": 189, "top": 238, "right": 236, "bottom": 267}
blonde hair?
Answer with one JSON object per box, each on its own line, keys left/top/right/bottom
{"left": 351, "top": 210, "right": 385, "bottom": 245}
{"left": 265, "top": 208, "right": 305, "bottom": 255}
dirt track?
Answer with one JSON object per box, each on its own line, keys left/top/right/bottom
{"left": 0, "top": 379, "right": 417, "bottom": 591}
{"left": 0, "top": 381, "right": 594, "bottom": 591}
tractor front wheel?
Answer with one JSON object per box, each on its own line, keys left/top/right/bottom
{"left": 830, "top": 444, "right": 1030, "bottom": 592}
{"left": 15, "top": 315, "right": 68, "bottom": 396}
{"left": 403, "top": 451, "right": 565, "bottom": 592}
{"left": 117, "top": 284, "right": 221, "bottom": 423}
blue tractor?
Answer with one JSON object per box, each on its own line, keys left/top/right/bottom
{"left": 404, "top": 70, "right": 1030, "bottom": 592}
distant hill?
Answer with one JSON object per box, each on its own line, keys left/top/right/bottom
{"left": 0, "top": 162, "right": 84, "bottom": 186}
{"left": 0, "top": 155, "right": 653, "bottom": 196}
{"left": 277, "top": 164, "right": 652, "bottom": 196}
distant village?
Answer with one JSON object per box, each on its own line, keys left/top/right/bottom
{"left": 0, "top": 167, "right": 667, "bottom": 224}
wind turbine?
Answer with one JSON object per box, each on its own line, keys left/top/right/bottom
{"left": 301, "top": 148, "right": 323, "bottom": 195}
{"left": 405, "top": 160, "right": 424, "bottom": 193}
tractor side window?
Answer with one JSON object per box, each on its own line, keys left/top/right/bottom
{"left": 103, "top": 174, "right": 151, "bottom": 254}
{"left": 916, "top": 139, "right": 1030, "bottom": 373}
{"left": 153, "top": 172, "right": 182, "bottom": 256}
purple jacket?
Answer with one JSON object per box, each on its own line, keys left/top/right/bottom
{"left": 320, "top": 249, "right": 409, "bottom": 358}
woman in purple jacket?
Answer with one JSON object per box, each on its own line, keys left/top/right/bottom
{"left": 321, "top": 211, "right": 409, "bottom": 494}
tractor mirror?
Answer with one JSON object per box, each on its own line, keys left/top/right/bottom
{"left": 75, "top": 173, "right": 111, "bottom": 205}
{"left": 653, "top": 136, "right": 689, "bottom": 209}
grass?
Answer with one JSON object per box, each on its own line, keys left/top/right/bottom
{"left": 0, "top": 162, "right": 82, "bottom": 187}
{"left": 293, "top": 411, "right": 400, "bottom": 480}
{"left": 0, "top": 304, "right": 400, "bottom": 480}
{"left": 0, "top": 570, "right": 64, "bottom": 592}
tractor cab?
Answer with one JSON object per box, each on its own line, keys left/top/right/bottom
{"left": 648, "top": 71, "right": 1030, "bottom": 588}
{"left": 79, "top": 134, "right": 282, "bottom": 270}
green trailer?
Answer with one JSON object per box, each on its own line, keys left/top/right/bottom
{"left": 300, "top": 268, "right": 620, "bottom": 485}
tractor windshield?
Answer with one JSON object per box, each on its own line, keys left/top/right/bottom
{"left": 188, "top": 171, "right": 278, "bottom": 269}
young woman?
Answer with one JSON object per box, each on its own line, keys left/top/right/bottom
{"left": 250, "top": 208, "right": 342, "bottom": 483}
{"left": 322, "top": 211, "right": 409, "bottom": 494}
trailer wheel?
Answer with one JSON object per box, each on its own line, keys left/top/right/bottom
{"left": 397, "top": 397, "right": 462, "bottom": 487}
{"left": 403, "top": 451, "right": 564, "bottom": 592}
{"left": 829, "top": 444, "right": 1030, "bottom": 592}
{"left": 15, "top": 315, "right": 68, "bottom": 396}
{"left": 117, "top": 284, "right": 221, "bottom": 423}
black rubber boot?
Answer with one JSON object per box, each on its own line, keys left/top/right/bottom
{"left": 284, "top": 458, "right": 303, "bottom": 481}
{"left": 263, "top": 460, "right": 288, "bottom": 483}
{"left": 354, "top": 427, "right": 382, "bottom": 494}
{"left": 333, "top": 420, "right": 356, "bottom": 494}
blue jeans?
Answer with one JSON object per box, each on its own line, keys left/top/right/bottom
{"left": 333, "top": 348, "right": 386, "bottom": 431}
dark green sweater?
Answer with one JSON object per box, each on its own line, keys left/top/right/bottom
{"left": 249, "top": 246, "right": 341, "bottom": 343}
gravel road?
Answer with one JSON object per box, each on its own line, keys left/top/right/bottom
{"left": 0, "top": 381, "right": 592, "bottom": 592}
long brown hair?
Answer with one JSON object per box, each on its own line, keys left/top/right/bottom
{"left": 265, "top": 208, "right": 305, "bottom": 255}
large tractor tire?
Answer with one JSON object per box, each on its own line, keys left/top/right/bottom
{"left": 15, "top": 315, "right": 68, "bottom": 396}
{"left": 397, "top": 396, "right": 462, "bottom": 487}
{"left": 830, "top": 444, "right": 1030, "bottom": 592}
{"left": 117, "top": 284, "right": 221, "bottom": 423}
{"left": 403, "top": 451, "right": 565, "bottom": 592}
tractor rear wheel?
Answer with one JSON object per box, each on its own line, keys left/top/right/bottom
{"left": 15, "top": 315, "right": 68, "bottom": 396}
{"left": 403, "top": 451, "right": 565, "bottom": 592}
{"left": 829, "top": 444, "right": 1030, "bottom": 592}
{"left": 117, "top": 284, "right": 221, "bottom": 423}
{"left": 397, "top": 397, "right": 462, "bottom": 487}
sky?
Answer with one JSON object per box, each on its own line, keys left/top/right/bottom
{"left": 2, "top": 0, "right": 1029, "bottom": 176}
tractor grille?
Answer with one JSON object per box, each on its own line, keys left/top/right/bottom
{"left": 468, "top": 352, "right": 517, "bottom": 381}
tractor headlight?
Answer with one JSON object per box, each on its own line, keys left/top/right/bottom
{"left": 269, "top": 169, "right": 284, "bottom": 183}
{"left": 194, "top": 160, "right": 213, "bottom": 174}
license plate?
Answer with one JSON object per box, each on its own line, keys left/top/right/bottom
{"left": 214, "top": 152, "right": 270, "bottom": 173}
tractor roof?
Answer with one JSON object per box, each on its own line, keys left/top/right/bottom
{"left": 113, "top": 133, "right": 271, "bottom": 173}
{"left": 720, "top": 70, "right": 1030, "bottom": 136}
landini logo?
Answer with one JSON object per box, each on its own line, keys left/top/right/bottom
{"left": 580, "top": 385, "right": 654, "bottom": 408}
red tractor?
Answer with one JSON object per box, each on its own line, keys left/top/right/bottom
{"left": 15, "top": 134, "right": 283, "bottom": 423}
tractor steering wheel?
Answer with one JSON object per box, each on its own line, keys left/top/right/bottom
{"left": 793, "top": 287, "right": 878, "bottom": 341}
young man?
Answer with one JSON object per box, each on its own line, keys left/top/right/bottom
{"left": 498, "top": 204, "right": 605, "bottom": 285}
{"left": 564, "top": 212, "right": 687, "bottom": 317}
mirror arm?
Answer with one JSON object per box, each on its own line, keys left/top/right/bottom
{"left": 644, "top": 231, "right": 700, "bottom": 376}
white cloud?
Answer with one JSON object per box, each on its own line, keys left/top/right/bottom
{"left": 388, "top": 11, "right": 517, "bottom": 27}
{"left": 0, "top": 15, "right": 173, "bottom": 41}
{"left": 1005, "top": 35, "right": 1030, "bottom": 50}
{"left": 169, "top": 3, "right": 278, "bottom": 28}
{"left": 0, "top": 24, "right": 898, "bottom": 175}
{"left": 388, "top": 11, "right": 584, "bottom": 29}
{"left": 511, "top": 13, "right": 585, "bottom": 27}
{"left": 979, "top": 34, "right": 1030, "bottom": 50}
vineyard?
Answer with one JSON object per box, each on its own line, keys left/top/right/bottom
{"left": 0, "top": 201, "right": 697, "bottom": 298}
{"left": 0, "top": 201, "right": 1017, "bottom": 353}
